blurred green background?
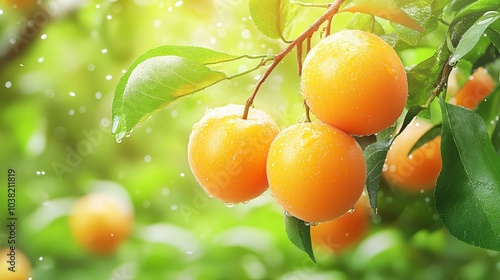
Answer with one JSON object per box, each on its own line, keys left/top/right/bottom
{"left": 1, "top": 0, "right": 499, "bottom": 279}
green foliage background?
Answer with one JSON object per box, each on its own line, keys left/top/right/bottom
{"left": 0, "top": 0, "right": 499, "bottom": 279}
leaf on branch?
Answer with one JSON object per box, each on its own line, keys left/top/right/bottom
{"left": 342, "top": 0, "right": 424, "bottom": 33}
{"left": 492, "top": 120, "right": 500, "bottom": 155}
{"left": 448, "top": 0, "right": 500, "bottom": 47}
{"left": 284, "top": 215, "right": 316, "bottom": 262}
{"left": 436, "top": 99, "right": 500, "bottom": 251}
{"left": 406, "top": 40, "right": 451, "bottom": 116}
{"left": 449, "top": 10, "right": 500, "bottom": 65}
{"left": 249, "top": 0, "right": 290, "bottom": 42}
{"left": 111, "top": 46, "right": 238, "bottom": 141}
{"left": 364, "top": 139, "right": 392, "bottom": 211}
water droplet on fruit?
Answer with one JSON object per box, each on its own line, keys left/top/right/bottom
{"left": 347, "top": 206, "right": 355, "bottom": 214}
{"left": 224, "top": 202, "right": 234, "bottom": 208}
{"left": 284, "top": 211, "right": 292, "bottom": 217}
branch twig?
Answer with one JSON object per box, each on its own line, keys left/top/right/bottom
{"left": 242, "top": 0, "right": 346, "bottom": 119}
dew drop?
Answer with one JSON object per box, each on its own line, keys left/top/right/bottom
{"left": 161, "top": 188, "right": 170, "bottom": 196}
{"left": 224, "top": 202, "right": 235, "bottom": 208}
{"left": 68, "top": 109, "right": 75, "bottom": 116}
{"left": 107, "top": 15, "right": 112, "bottom": 20}
{"left": 5, "top": 81, "right": 12, "bottom": 88}
{"left": 144, "top": 155, "right": 152, "bottom": 163}
{"left": 174, "top": 1, "right": 183, "bottom": 7}
{"left": 0, "top": 10, "right": 3, "bottom": 15}
{"left": 116, "top": 138, "right": 123, "bottom": 144}
{"left": 106, "top": 75, "right": 112, "bottom": 80}
{"left": 40, "top": 34, "right": 47, "bottom": 40}
{"left": 39, "top": 256, "right": 43, "bottom": 261}
{"left": 95, "top": 92, "right": 102, "bottom": 99}
{"left": 38, "top": 57, "right": 44, "bottom": 63}
{"left": 69, "top": 91, "right": 76, "bottom": 97}
{"left": 36, "top": 171, "right": 46, "bottom": 176}
{"left": 284, "top": 211, "right": 292, "bottom": 217}
{"left": 347, "top": 206, "right": 355, "bottom": 214}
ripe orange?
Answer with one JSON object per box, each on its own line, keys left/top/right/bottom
{"left": 69, "top": 193, "right": 134, "bottom": 254}
{"left": 188, "top": 104, "right": 279, "bottom": 203}
{"left": 451, "top": 67, "right": 495, "bottom": 110}
{"left": 382, "top": 118, "right": 442, "bottom": 192}
{"left": 301, "top": 29, "right": 408, "bottom": 136}
{"left": 311, "top": 194, "right": 371, "bottom": 253}
{"left": 267, "top": 122, "right": 366, "bottom": 223}
{"left": 0, "top": 248, "right": 31, "bottom": 280}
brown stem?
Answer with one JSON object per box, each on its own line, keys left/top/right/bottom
{"left": 242, "top": 0, "right": 346, "bottom": 119}
{"left": 423, "top": 56, "right": 454, "bottom": 108}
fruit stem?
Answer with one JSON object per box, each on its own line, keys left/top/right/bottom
{"left": 243, "top": 0, "right": 346, "bottom": 119}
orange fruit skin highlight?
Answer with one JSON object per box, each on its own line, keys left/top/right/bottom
{"left": 69, "top": 193, "right": 134, "bottom": 254}
{"left": 311, "top": 194, "right": 371, "bottom": 253}
{"left": 188, "top": 104, "right": 279, "bottom": 203}
{"left": 383, "top": 119, "right": 442, "bottom": 192}
{"left": 453, "top": 67, "right": 495, "bottom": 110}
{"left": 267, "top": 122, "right": 366, "bottom": 223}
{"left": 0, "top": 248, "right": 31, "bottom": 280}
{"left": 301, "top": 29, "right": 408, "bottom": 136}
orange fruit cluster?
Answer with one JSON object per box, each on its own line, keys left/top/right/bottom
{"left": 188, "top": 29, "right": 409, "bottom": 251}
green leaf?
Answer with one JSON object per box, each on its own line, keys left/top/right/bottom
{"left": 390, "top": 0, "right": 433, "bottom": 45}
{"left": 436, "top": 100, "right": 500, "bottom": 250}
{"left": 112, "top": 46, "right": 237, "bottom": 141}
{"left": 450, "top": 11, "right": 500, "bottom": 65}
{"left": 406, "top": 41, "right": 451, "bottom": 114}
{"left": 486, "top": 28, "right": 500, "bottom": 50}
{"left": 409, "top": 124, "right": 442, "bottom": 155}
{"left": 400, "top": 105, "right": 425, "bottom": 133}
{"left": 493, "top": 119, "right": 500, "bottom": 154}
{"left": 448, "top": 0, "right": 500, "bottom": 47}
{"left": 364, "top": 140, "right": 392, "bottom": 211}
{"left": 249, "top": 0, "right": 290, "bottom": 41}
{"left": 342, "top": 0, "right": 424, "bottom": 32}
{"left": 284, "top": 215, "right": 315, "bottom": 262}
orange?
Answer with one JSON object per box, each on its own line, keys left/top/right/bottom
{"left": 267, "top": 122, "right": 366, "bottom": 223}
{"left": 382, "top": 118, "right": 442, "bottom": 192}
{"left": 451, "top": 67, "right": 495, "bottom": 110}
{"left": 311, "top": 194, "right": 371, "bottom": 253}
{"left": 301, "top": 29, "right": 408, "bottom": 136}
{"left": 69, "top": 193, "right": 134, "bottom": 254}
{"left": 188, "top": 104, "right": 279, "bottom": 203}
{"left": 0, "top": 248, "right": 31, "bottom": 280}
